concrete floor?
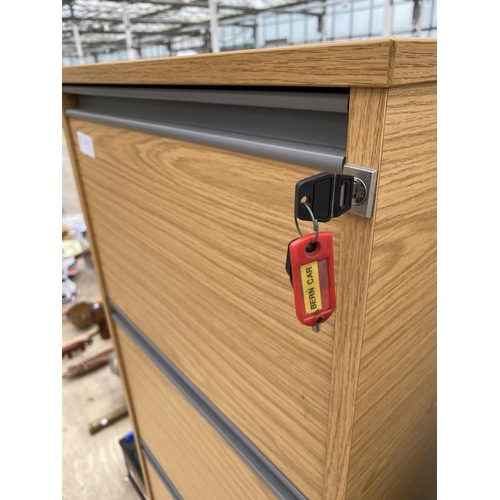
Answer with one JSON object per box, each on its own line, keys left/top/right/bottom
{"left": 62, "top": 131, "right": 139, "bottom": 500}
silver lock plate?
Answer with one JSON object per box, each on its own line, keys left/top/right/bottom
{"left": 343, "top": 163, "right": 378, "bottom": 218}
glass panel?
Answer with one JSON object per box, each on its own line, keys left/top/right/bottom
{"left": 246, "top": 27, "right": 254, "bottom": 47}
{"left": 420, "top": 0, "right": 432, "bottom": 30}
{"left": 393, "top": 2, "right": 413, "bottom": 32}
{"left": 306, "top": 16, "right": 321, "bottom": 42}
{"left": 291, "top": 15, "right": 306, "bottom": 44}
{"left": 334, "top": 12, "right": 351, "bottom": 39}
{"left": 334, "top": 1, "right": 352, "bottom": 14}
{"left": 353, "top": 0, "right": 372, "bottom": 9}
{"left": 278, "top": 14, "right": 291, "bottom": 41}
{"left": 235, "top": 29, "right": 247, "bottom": 48}
{"left": 392, "top": 31, "right": 412, "bottom": 37}
{"left": 220, "top": 26, "right": 231, "bottom": 41}
{"left": 371, "top": 6, "right": 384, "bottom": 35}
{"left": 264, "top": 17, "right": 277, "bottom": 41}
{"left": 352, "top": 9, "right": 371, "bottom": 37}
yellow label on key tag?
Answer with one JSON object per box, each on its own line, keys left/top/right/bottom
{"left": 300, "top": 261, "right": 323, "bottom": 314}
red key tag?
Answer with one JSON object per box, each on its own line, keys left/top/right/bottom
{"left": 287, "top": 232, "right": 336, "bottom": 332}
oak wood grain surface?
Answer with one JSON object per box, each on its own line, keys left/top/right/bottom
{"left": 62, "top": 94, "right": 154, "bottom": 499}
{"left": 390, "top": 39, "right": 437, "bottom": 87}
{"left": 345, "top": 83, "right": 437, "bottom": 500}
{"left": 143, "top": 461, "right": 174, "bottom": 500}
{"left": 70, "top": 118, "right": 342, "bottom": 500}
{"left": 118, "top": 324, "right": 277, "bottom": 500}
{"left": 62, "top": 38, "right": 435, "bottom": 88}
{"left": 323, "top": 88, "right": 388, "bottom": 500}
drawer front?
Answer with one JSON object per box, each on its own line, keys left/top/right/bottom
{"left": 144, "top": 460, "right": 175, "bottom": 500}
{"left": 117, "top": 323, "right": 276, "bottom": 500}
{"left": 72, "top": 119, "right": 341, "bottom": 499}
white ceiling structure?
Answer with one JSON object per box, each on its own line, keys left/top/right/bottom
{"left": 62, "top": 0, "right": 437, "bottom": 64}
{"left": 62, "top": 1, "right": 305, "bottom": 58}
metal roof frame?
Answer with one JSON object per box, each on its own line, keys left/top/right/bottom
{"left": 62, "top": 0, "right": 437, "bottom": 62}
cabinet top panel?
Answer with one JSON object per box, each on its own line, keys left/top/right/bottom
{"left": 62, "top": 38, "right": 436, "bottom": 88}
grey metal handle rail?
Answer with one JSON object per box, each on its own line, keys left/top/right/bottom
{"left": 64, "top": 85, "right": 348, "bottom": 172}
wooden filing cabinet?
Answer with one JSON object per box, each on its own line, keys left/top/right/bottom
{"left": 62, "top": 38, "right": 436, "bottom": 500}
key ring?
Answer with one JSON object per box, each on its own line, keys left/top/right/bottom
{"left": 294, "top": 202, "right": 319, "bottom": 246}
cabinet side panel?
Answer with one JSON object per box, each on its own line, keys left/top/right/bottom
{"left": 346, "top": 83, "right": 437, "bottom": 500}
{"left": 323, "top": 88, "right": 388, "bottom": 500}
{"left": 62, "top": 94, "right": 154, "bottom": 499}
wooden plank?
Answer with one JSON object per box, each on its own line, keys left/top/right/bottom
{"left": 69, "top": 118, "right": 342, "bottom": 500}
{"left": 323, "top": 87, "right": 388, "bottom": 500}
{"left": 62, "top": 94, "right": 154, "bottom": 499}
{"left": 62, "top": 39, "right": 437, "bottom": 88}
{"left": 143, "top": 461, "right": 174, "bottom": 500}
{"left": 117, "top": 325, "right": 277, "bottom": 500}
{"left": 345, "top": 83, "right": 437, "bottom": 500}
{"left": 63, "top": 38, "right": 394, "bottom": 88}
{"left": 391, "top": 39, "right": 437, "bottom": 87}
